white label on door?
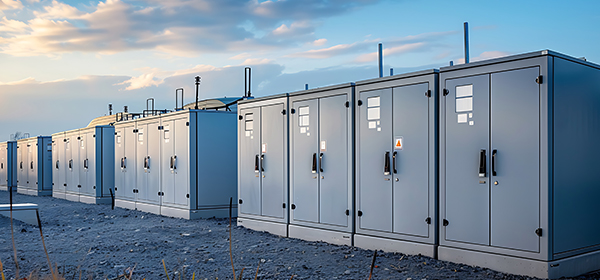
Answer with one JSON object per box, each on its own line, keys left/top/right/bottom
{"left": 469, "top": 121, "right": 474, "bottom": 126}
{"left": 394, "top": 137, "right": 403, "bottom": 150}
{"left": 456, "top": 84, "right": 473, "bottom": 97}
{"left": 299, "top": 106, "right": 309, "bottom": 115}
{"left": 456, "top": 97, "right": 473, "bottom": 112}
{"left": 245, "top": 131, "right": 250, "bottom": 137}
{"left": 367, "top": 107, "right": 380, "bottom": 120}
{"left": 262, "top": 143, "right": 267, "bottom": 153}
{"left": 300, "top": 127, "right": 306, "bottom": 134}
{"left": 320, "top": 140, "right": 326, "bottom": 151}
{"left": 457, "top": 113, "right": 468, "bottom": 123}
{"left": 367, "top": 96, "right": 380, "bottom": 107}
{"left": 369, "top": 121, "right": 376, "bottom": 129}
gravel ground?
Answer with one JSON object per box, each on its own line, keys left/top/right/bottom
{"left": 1, "top": 191, "right": 599, "bottom": 280}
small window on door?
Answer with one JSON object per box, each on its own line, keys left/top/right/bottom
{"left": 298, "top": 106, "right": 309, "bottom": 126}
{"left": 164, "top": 125, "right": 170, "bottom": 139}
{"left": 245, "top": 113, "right": 254, "bottom": 131}
{"left": 367, "top": 96, "right": 380, "bottom": 120}
{"left": 116, "top": 132, "right": 121, "bottom": 144}
{"left": 138, "top": 128, "right": 144, "bottom": 142}
{"left": 455, "top": 84, "right": 473, "bottom": 112}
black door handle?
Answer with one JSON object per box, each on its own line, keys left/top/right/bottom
{"left": 393, "top": 151, "right": 397, "bottom": 174}
{"left": 170, "top": 156, "right": 173, "bottom": 169}
{"left": 123, "top": 157, "right": 126, "bottom": 169}
{"left": 20, "top": 162, "right": 22, "bottom": 169}
{"left": 260, "top": 155, "right": 264, "bottom": 172}
{"left": 311, "top": 153, "right": 317, "bottom": 173}
{"left": 319, "top": 153, "right": 324, "bottom": 173}
{"left": 255, "top": 154, "right": 260, "bottom": 173}
{"left": 384, "top": 152, "right": 390, "bottom": 175}
{"left": 146, "top": 156, "right": 150, "bottom": 170}
{"left": 479, "top": 149, "right": 487, "bottom": 177}
{"left": 173, "top": 155, "right": 177, "bottom": 170}
{"left": 56, "top": 160, "right": 59, "bottom": 169}
{"left": 30, "top": 161, "right": 33, "bottom": 169}
{"left": 492, "top": 150, "right": 497, "bottom": 176}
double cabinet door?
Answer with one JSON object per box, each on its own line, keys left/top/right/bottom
{"left": 443, "top": 67, "right": 541, "bottom": 252}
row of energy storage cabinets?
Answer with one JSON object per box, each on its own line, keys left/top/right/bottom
{"left": 51, "top": 126, "right": 115, "bottom": 204}
{"left": 0, "top": 141, "right": 17, "bottom": 191}
{"left": 237, "top": 94, "right": 289, "bottom": 236}
{"left": 114, "top": 109, "right": 237, "bottom": 219}
{"left": 16, "top": 136, "right": 52, "bottom": 196}
{"left": 438, "top": 50, "right": 600, "bottom": 279}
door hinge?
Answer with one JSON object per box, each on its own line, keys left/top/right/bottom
{"left": 536, "top": 75, "right": 543, "bottom": 84}
{"left": 93, "top": 186, "right": 96, "bottom": 189}
{"left": 291, "top": 204, "right": 296, "bottom": 210}
{"left": 238, "top": 199, "right": 243, "bottom": 204}
{"left": 443, "top": 219, "right": 449, "bottom": 226}
{"left": 93, "top": 134, "right": 95, "bottom": 138}
{"left": 77, "top": 185, "right": 81, "bottom": 188}
{"left": 290, "top": 108, "right": 296, "bottom": 114}
{"left": 186, "top": 122, "right": 189, "bottom": 126}
{"left": 357, "top": 210, "right": 363, "bottom": 217}
{"left": 357, "top": 100, "right": 363, "bottom": 106}
{"left": 281, "top": 109, "right": 286, "bottom": 115}
{"left": 186, "top": 194, "right": 189, "bottom": 198}
{"left": 238, "top": 115, "right": 243, "bottom": 120}
{"left": 282, "top": 203, "right": 286, "bottom": 208}
{"left": 77, "top": 136, "right": 81, "bottom": 140}
{"left": 114, "top": 132, "right": 117, "bottom": 135}
{"left": 158, "top": 126, "right": 164, "bottom": 130}
{"left": 425, "top": 90, "right": 432, "bottom": 98}
{"left": 535, "top": 228, "right": 542, "bottom": 237}
{"left": 425, "top": 217, "right": 431, "bottom": 224}
{"left": 443, "top": 89, "right": 449, "bottom": 96}
{"left": 345, "top": 101, "right": 350, "bottom": 108}
{"left": 133, "top": 129, "right": 138, "bottom": 133}
{"left": 345, "top": 209, "right": 350, "bottom": 216}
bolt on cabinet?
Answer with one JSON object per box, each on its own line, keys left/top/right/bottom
{"left": 16, "top": 136, "right": 52, "bottom": 196}
{"left": 237, "top": 94, "right": 289, "bottom": 237}
{"left": 354, "top": 70, "right": 438, "bottom": 257}
{"left": 288, "top": 84, "right": 354, "bottom": 246}
{"left": 115, "top": 110, "right": 237, "bottom": 219}
{"left": 52, "top": 126, "right": 114, "bottom": 204}
{"left": 439, "top": 50, "right": 600, "bottom": 279}
{"left": 0, "top": 141, "right": 17, "bottom": 191}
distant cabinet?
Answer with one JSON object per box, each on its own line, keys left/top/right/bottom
{"left": 237, "top": 94, "right": 289, "bottom": 237}
{"left": 0, "top": 141, "right": 17, "bottom": 191}
{"left": 114, "top": 110, "right": 237, "bottom": 219}
{"left": 16, "top": 136, "right": 52, "bottom": 196}
{"left": 52, "top": 126, "right": 114, "bottom": 204}
{"left": 438, "top": 50, "right": 600, "bottom": 279}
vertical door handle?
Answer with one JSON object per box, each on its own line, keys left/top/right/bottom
{"left": 384, "top": 152, "right": 390, "bottom": 175}
{"left": 69, "top": 159, "right": 73, "bottom": 169}
{"left": 143, "top": 156, "right": 147, "bottom": 169}
{"left": 120, "top": 157, "right": 124, "bottom": 169}
{"left": 20, "top": 162, "right": 22, "bottom": 169}
{"left": 170, "top": 156, "right": 173, "bottom": 170}
{"left": 492, "top": 150, "right": 497, "bottom": 176}
{"left": 30, "top": 161, "right": 33, "bottom": 169}
{"left": 311, "top": 153, "right": 317, "bottom": 173}
{"left": 319, "top": 153, "right": 324, "bottom": 173}
{"left": 255, "top": 154, "right": 260, "bottom": 173}
{"left": 260, "top": 155, "right": 264, "bottom": 172}
{"left": 146, "top": 156, "right": 150, "bottom": 170}
{"left": 392, "top": 151, "right": 397, "bottom": 174}
{"left": 173, "top": 155, "right": 177, "bottom": 170}
{"left": 56, "top": 160, "right": 59, "bottom": 169}
{"left": 479, "top": 149, "right": 487, "bottom": 177}
{"left": 123, "top": 157, "right": 126, "bottom": 169}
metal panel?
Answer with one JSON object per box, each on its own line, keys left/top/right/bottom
{"left": 122, "top": 123, "right": 137, "bottom": 200}
{"left": 68, "top": 133, "right": 80, "bottom": 194}
{"left": 490, "top": 67, "right": 540, "bottom": 252}
{"left": 138, "top": 120, "right": 161, "bottom": 204}
{"left": 161, "top": 119, "right": 175, "bottom": 205}
{"left": 82, "top": 130, "right": 96, "bottom": 196}
{"left": 261, "top": 104, "right": 286, "bottom": 218}
{"left": 114, "top": 127, "right": 125, "bottom": 199}
{"left": 64, "top": 136, "right": 72, "bottom": 192}
{"left": 7, "top": 142, "right": 17, "bottom": 188}
{"left": 291, "top": 99, "right": 319, "bottom": 223}
{"left": 29, "top": 140, "right": 38, "bottom": 189}
{"left": 358, "top": 88, "right": 393, "bottom": 232}
{"left": 99, "top": 126, "right": 115, "bottom": 197}
{"left": 392, "top": 82, "right": 430, "bottom": 237}
{"left": 444, "top": 74, "right": 489, "bottom": 245}
{"left": 17, "top": 143, "right": 23, "bottom": 186}
{"left": 0, "top": 143, "right": 6, "bottom": 186}
{"left": 77, "top": 133, "right": 86, "bottom": 194}
{"left": 239, "top": 107, "right": 261, "bottom": 215}
{"left": 41, "top": 137, "right": 53, "bottom": 191}
{"left": 319, "top": 94, "right": 348, "bottom": 227}
{"left": 135, "top": 124, "right": 147, "bottom": 201}
{"left": 173, "top": 116, "right": 190, "bottom": 206}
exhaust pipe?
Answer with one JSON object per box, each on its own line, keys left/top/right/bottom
{"left": 464, "top": 22, "right": 470, "bottom": 64}
{"left": 378, "top": 43, "right": 383, "bottom": 78}
{"left": 245, "top": 67, "right": 251, "bottom": 97}
{"left": 195, "top": 76, "right": 201, "bottom": 109}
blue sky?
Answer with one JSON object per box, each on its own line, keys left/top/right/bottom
{"left": 0, "top": 0, "right": 599, "bottom": 140}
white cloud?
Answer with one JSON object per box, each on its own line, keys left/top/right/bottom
{"left": 0, "top": 0, "right": 23, "bottom": 11}
{"left": 0, "top": 76, "right": 36, "bottom": 85}
{"left": 455, "top": 51, "right": 511, "bottom": 64}
{"left": 312, "top": 38, "right": 327, "bottom": 46}
{"left": 33, "top": 0, "right": 83, "bottom": 19}
{"left": 354, "top": 42, "right": 425, "bottom": 63}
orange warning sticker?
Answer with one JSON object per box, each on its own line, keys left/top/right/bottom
{"left": 394, "top": 137, "right": 403, "bottom": 150}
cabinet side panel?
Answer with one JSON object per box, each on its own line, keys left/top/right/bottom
{"left": 553, "top": 58, "right": 600, "bottom": 254}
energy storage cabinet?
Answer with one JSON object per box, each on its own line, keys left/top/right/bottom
{"left": 438, "top": 50, "right": 600, "bottom": 279}
{"left": 288, "top": 84, "right": 354, "bottom": 246}
{"left": 16, "top": 136, "right": 52, "bottom": 196}
{"left": 52, "top": 126, "right": 115, "bottom": 204}
{"left": 0, "top": 141, "right": 17, "bottom": 191}
{"left": 114, "top": 110, "right": 237, "bottom": 219}
{"left": 237, "top": 94, "right": 289, "bottom": 237}
{"left": 354, "top": 70, "right": 438, "bottom": 257}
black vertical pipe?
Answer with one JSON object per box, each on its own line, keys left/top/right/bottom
{"left": 195, "top": 76, "right": 200, "bottom": 109}
{"left": 464, "top": 22, "right": 470, "bottom": 64}
{"left": 378, "top": 43, "right": 383, "bottom": 78}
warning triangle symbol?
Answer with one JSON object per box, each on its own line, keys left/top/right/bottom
{"left": 395, "top": 139, "right": 402, "bottom": 148}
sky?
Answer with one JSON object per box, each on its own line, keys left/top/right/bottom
{"left": 0, "top": 0, "right": 599, "bottom": 140}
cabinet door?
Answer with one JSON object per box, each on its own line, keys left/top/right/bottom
{"left": 123, "top": 124, "right": 137, "bottom": 200}
{"left": 139, "top": 120, "right": 161, "bottom": 204}
{"left": 0, "top": 146, "right": 6, "bottom": 186}
{"left": 239, "top": 108, "right": 261, "bottom": 215}
{"left": 173, "top": 117, "right": 190, "bottom": 206}
{"left": 319, "top": 95, "right": 349, "bottom": 227}
{"left": 68, "top": 134, "right": 80, "bottom": 193}
{"left": 392, "top": 83, "right": 430, "bottom": 237}
{"left": 135, "top": 125, "right": 147, "bottom": 199}
{"left": 82, "top": 131, "right": 96, "bottom": 196}
{"left": 161, "top": 120, "right": 175, "bottom": 205}
{"left": 291, "top": 99, "right": 319, "bottom": 223}
{"left": 490, "top": 68, "right": 540, "bottom": 252}
{"left": 444, "top": 74, "right": 490, "bottom": 245}
{"left": 261, "top": 104, "right": 286, "bottom": 218}
{"left": 114, "top": 129, "right": 125, "bottom": 198}
{"left": 358, "top": 89, "right": 393, "bottom": 232}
